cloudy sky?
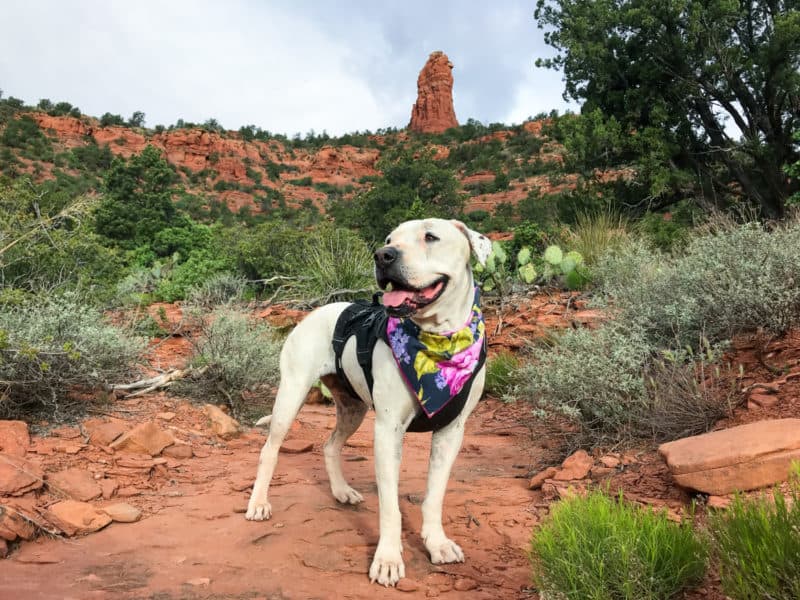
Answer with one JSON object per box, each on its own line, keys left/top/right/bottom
{"left": 0, "top": 1, "right": 578, "bottom": 136}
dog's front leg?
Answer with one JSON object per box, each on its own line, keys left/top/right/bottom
{"left": 368, "top": 418, "right": 405, "bottom": 586}
{"left": 421, "top": 419, "right": 467, "bottom": 564}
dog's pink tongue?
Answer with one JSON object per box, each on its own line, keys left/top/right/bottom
{"left": 420, "top": 280, "right": 443, "bottom": 299}
{"left": 383, "top": 289, "right": 415, "bottom": 307}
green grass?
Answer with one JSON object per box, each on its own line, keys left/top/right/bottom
{"left": 530, "top": 490, "right": 707, "bottom": 600}
{"left": 566, "top": 210, "right": 629, "bottom": 265}
{"left": 710, "top": 469, "right": 800, "bottom": 600}
{"left": 484, "top": 350, "right": 521, "bottom": 398}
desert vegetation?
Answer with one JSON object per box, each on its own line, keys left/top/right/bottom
{"left": 0, "top": 0, "right": 797, "bottom": 595}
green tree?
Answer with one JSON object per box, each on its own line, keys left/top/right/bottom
{"left": 128, "top": 111, "right": 146, "bottom": 128}
{"left": 332, "top": 147, "right": 465, "bottom": 242}
{"left": 99, "top": 112, "right": 125, "bottom": 127}
{"left": 94, "top": 145, "right": 177, "bottom": 247}
{"left": 535, "top": 0, "right": 800, "bottom": 218}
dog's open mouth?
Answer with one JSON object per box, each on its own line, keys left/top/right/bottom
{"left": 378, "top": 276, "right": 448, "bottom": 315}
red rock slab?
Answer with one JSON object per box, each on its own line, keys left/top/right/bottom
{"left": 46, "top": 468, "right": 102, "bottom": 502}
{"left": 46, "top": 500, "right": 111, "bottom": 536}
{"left": 529, "top": 466, "right": 558, "bottom": 490}
{"left": 110, "top": 422, "right": 175, "bottom": 456}
{"left": 0, "top": 453, "right": 43, "bottom": 496}
{"left": 83, "top": 418, "right": 127, "bottom": 447}
{"left": 0, "top": 506, "right": 36, "bottom": 540}
{"left": 0, "top": 421, "right": 30, "bottom": 457}
{"left": 554, "top": 450, "right": 593, "bottom": 481}
{"left": 659, "top": 419, "right": 800, "bottom": 495}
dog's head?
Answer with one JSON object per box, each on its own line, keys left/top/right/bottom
{"left": 374, "top": 219, "right": 491, "bottom": 319}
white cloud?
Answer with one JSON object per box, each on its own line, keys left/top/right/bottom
{"left": 0, "top": 0, "right": 573, "bottom": 135}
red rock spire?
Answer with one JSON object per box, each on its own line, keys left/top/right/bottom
{"left": 408, "top": 51, "right": 458, "bottom": 134}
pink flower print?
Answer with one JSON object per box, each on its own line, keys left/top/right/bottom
{"left": 436, "top": 341, "right": 481, "bottom": 394}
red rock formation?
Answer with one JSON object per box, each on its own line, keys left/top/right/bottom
{"left": 409, "top": 51, "right": 458, "bottom": 134}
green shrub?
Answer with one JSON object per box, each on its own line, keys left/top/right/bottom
{"left": 484, "top": 351, "right": 520, "bottom": 399}
{"left": 186, "top": 272, "right": 248, "bottom": 308}
{"left": 0, "top": 294, "right": 145, "bottom": 420}
{"left": 710, "top": 468, "right": 800, "bottom": 600}
{"left": 594, "top": 223, "right": 800, "bottom": 350}
{"left": 522, "top": 322, "right": 650, "bottom": 439}
{"left": 289, "top": 225, "right": 373, "bottom": 304}
{"left": 530, "top": 490, "right": 707, "bottom": 600}
{"left": 154, "top": 249, "right": 234, "bottom": 302}
{"left": 180, "top": 307, "right": 280, "bottom": 418}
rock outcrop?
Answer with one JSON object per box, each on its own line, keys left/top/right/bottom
{"left": 409, "top": 51, "right": 458, "bottom": 134}
{"left": 659, "top": 419, "right": 800, "bottom": 495}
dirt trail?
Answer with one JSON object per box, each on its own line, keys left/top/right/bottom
{"left": 1, "top": 397, "right": 541, "bottom": 599}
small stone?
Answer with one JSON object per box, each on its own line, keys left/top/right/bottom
{"left": 599, "top": 455, "right": 621, "bottom": 469}
{"left": 454, "top": 578, "right": 478, "bottom": 592}
{"left": 47, "top": 468, "right": 102, "bottom": 501}
{"left": 157, "top": 412, "right": 176, "bottom": 421}
{"left": 56, "top": 444, "right": 84, "bottom": 455}
{"left": 590, "top": 466, "right": 616, "bottom": 480}
{"left": 305, "top": 387, "right": 327, "bottom": 405}
{"left": 749, "top": 393, "right": 779, "bottom": 408}
{"left": 102, "top": 502, "right": 141, "bottom": 523}
{"left": 554, "top": 450, "right": 593, "bottom": 480}
{"left": 46, "top": 500, "right": 112, "bottom": 536}
{"left": 185, "top": 577, "right": 211, "bottom": 586}
{"left": 0, "top": 421, "right": 30, "bottom": 457}
{"left": 99, "top": 479, "right": 118, "bottom": 500}
{"left": 116, "top": 486, "right": 141, "bottom": 497}
{"left": 529, "top": 467, "right": 558, "bottom": 490}
{"left": 707, "top": 495, "right": 732, "bottom": 510}
{"left": 202, "top": 404, "right": 240, "bottom": 439}
{"left": 110, "top": 421, "right": 175, "bottom": 456}
{"left": 280, "top": 441, "right": 313, "bottom": 454}
{"left": 0, "top": 454, "right": 43, "bottom": 496}
{"left": 396, "top": 578, "right": 419, "bottom": 592}
{"left": 162, "top": 443, "right": 193, "bottom": 459}
{"left": 83, "top": 419, "right": 127, "bottom": 447}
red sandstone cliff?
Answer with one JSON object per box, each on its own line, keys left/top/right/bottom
{"left": 408, "top": 51, "right": 458, "bottom": 134}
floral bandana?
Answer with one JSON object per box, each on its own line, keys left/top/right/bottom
{"left": 386, "top": 287, "right": 485, "bottom": 417}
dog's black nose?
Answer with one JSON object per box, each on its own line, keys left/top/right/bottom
{"left": 374, "top": 246, "right": 399, "bottom": 268}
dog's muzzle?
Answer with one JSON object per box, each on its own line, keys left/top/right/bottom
{"left": 374, "top": 246, "right": 448, "bottom": 317}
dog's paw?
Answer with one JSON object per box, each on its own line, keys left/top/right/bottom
{"left": 426, "top": 537, "right": 465, "bottom": 564}
{"left": 245, "top": 500, "right": 272, "bottom": 521}
{"left": 332, "top": 485, "right": 364, "bottom": 505}
{"left": 369, "top": 548, "right": 405, "bottom": 587}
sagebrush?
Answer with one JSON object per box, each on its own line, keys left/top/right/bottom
{"left": 0, "top": 294, "right": 145, "bottom": 420}
{"left": 180, "top": 307, "right": 281, "bottom": 419}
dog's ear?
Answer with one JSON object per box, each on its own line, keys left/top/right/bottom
{"left": 451, "top": 220, "right": 492, "bottom": 266}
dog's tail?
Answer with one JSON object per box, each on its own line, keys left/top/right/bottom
{"left": 254, "top": 414, "right": 272, "bottom": 427}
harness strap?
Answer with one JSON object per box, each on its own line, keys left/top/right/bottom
{"left": 331, "top": 294, "right": 484, "bottom": 434}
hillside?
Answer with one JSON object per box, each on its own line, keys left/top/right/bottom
{"left": 0, "top": 104, "right": 571, "bottom": 225}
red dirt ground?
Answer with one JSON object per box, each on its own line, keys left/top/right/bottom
{"left": 1, "top": 298, "right": 798, "bottom": 599}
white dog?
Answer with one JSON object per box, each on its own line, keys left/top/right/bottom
{"left": 246, "top": 218, "right": 492, "bottom": 586}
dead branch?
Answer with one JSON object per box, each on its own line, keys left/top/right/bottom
{"left": 111, "top": 366, "right": 207, "bottom": 398}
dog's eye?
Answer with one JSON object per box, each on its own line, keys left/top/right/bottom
{"left": 385, "top": 237, "right": 391, "bottom": 245}
{"left": 424, "top": 232, "right": 439, "bottom": 243}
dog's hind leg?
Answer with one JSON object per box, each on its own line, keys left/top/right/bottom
{"left": 245, "top": 305, "right": 345, "bottom": 521}
{"left": 320, "top": 375, "right": 368, "bottom": 505}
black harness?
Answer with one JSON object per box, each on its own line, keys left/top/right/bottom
{"left": 331, "top": 294, "right": 486, "bottom": 433}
